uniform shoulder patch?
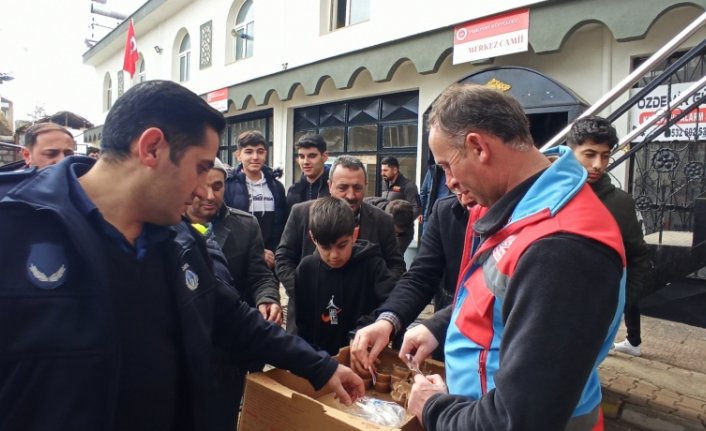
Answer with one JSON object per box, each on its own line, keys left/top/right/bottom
{"left": 26, "top": 242, "right": 68, "bottom": 289}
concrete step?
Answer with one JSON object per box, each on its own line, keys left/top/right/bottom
{"left": 600, "top": 352, "right": 706, "bottom": 431}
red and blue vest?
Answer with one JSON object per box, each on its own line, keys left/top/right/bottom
{"left": 445, "top": 146, "right": 626, "bottom": 430}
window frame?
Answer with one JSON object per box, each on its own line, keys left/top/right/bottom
{"left": 234, "top": 0, "right": 254, "bottom": 60}
{"left": 179, "top": 33, "right": 191, "bottom": 82}
{"left": 330, "top": 0, "right": 369, "bottom": 30}
{"left": 103, "top": 73, "right": 112, "bottom": 112}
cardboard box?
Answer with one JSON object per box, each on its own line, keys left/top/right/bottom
{"left": 238, "top": 347, "right": 445, "bottom": 431}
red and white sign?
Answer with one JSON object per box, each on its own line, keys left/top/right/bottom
{"left": 453, "top": 9, "right": 530, "bottom": 65}
{"left": 629, "top": 82, "right": 706, "bottom": 142}
{"left": 207, "top": 88, "right": 229, "bottom": 112}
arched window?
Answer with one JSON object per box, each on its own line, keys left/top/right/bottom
{"left": 179, "top": 33, "right": 191, "bottom": 82}
{"left": 137, "top": 55, "right": 146, "bottom": 83}
{"left": 234, "top": 0, "right": 254, "bottom": 60}
{"left": 103, "top": 72, "right": 112, "bottom": 112}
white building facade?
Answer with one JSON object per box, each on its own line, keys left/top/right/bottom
{"left": 83, "top": 0, "right": 706, "bottom": 203}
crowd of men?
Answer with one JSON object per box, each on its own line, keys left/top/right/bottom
{"left": 0, "top": 79, "right": 648, "bottom": 431}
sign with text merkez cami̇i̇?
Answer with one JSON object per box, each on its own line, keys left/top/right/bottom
{"left": 453, "top": 8, "right": 529, "bottom": 65}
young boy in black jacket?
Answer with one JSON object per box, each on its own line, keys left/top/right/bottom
{"left": 295, "top": 197, "right": 396, "bottom": 355}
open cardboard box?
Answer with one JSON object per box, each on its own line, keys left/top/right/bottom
{"left": 238, "top": 346, "right": 445, "bottom": 431}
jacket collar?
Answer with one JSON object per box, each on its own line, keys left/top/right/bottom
{"left": 474, "top": 146, "right": 587, "bottom": 236}
{"left": 2, "top": 155, "right": 94, "bottom": 213}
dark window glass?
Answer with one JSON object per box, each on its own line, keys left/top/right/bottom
{"left": 348, "top": 124, "right": 377, "bottom": 151}
{"left": 383, "top": 123, "right": 417, "bottom": 148}
{"left": 320, "top": 126, "right": 344, "bottom": 152}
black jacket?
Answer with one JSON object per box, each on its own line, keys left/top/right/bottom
{"left": 0, "top": 157, "right": 337, "bottom": 431}
{"left": 376, "top": 195, "right": 468, "bottom": 330}
{"left": 382, "top": 173, "right": 422, "bottom": 218}
{"left": 209, "top": 205, "right": 280, "bottom": 307}
{"left": 286, "top": 165, "right": 331, "bottom": 211}
{"left": 276, "top": 200, "right": 407, "bottom": 332}
{"left": 295, "top": 240, "right": 396, "bottom": 355}
{"left": 591, "top": 174, "right": 651, "bottom": 303}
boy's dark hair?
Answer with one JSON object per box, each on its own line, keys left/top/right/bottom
{"left": 296, "top": 133, "right": 327, "bottom": 153}
{"left": 380, "top": 156, "right": 399, "bottom": 168}
{"left": 566, "top": 116, "right": 618, "bottom": 150}
{"left": 100, "top": 80, "right": 225, "bottom": 164}
{"left": 24, "top": 123, "right": 75, "bottom": 150}
{"left": 386, "top": 199, "right": 414, "bottom": 229}
{"left": 86, "top": 146, "right": 100, "bottom": 156}
{"left": 237, "top": 130, "right": 267, "bottom": 150}
{"left": 309, "top": 197, "right": 355, "bottom": 245}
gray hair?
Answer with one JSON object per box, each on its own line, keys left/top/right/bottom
{"left": 428, "top": 83, "right": 533, "bottom": 152}
{"left": 329, "top": 154, "right": 367, "bottom": 180}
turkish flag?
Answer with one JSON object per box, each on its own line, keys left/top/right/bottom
{"left": 123, "top": 20, "right": 138, "bottom": 77}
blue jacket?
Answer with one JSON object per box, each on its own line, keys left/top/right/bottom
{"left": 223, "top": 164, "right": 287, "bottom": 250}
{"left": 0, "top": 157, "right": 337, "bottom": 431}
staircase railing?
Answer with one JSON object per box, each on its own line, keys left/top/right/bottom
{"left": 540, "top": 10, "right": 706, "bottom": 151}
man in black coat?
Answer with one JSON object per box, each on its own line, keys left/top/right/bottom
{"left": 351, "top": 193, "right": 471, "bottom": 361}
{"left": 186, "top": 158, "right": 282, "bottom": 324}
{"left": 276, "top": 155, "right": 407, "bottom": 333}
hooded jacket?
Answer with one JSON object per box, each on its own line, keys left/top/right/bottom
{"left": 223, "top": 164, "right": 287, "bottom": 250}
{"left": 276, "top": 199, "right": 407, "bottom": 333}
{"left": 0, "top": 157, "right": 337, "bottom": 431}
{"left": 294, "top": 240, "right": 396, "bottom": 355}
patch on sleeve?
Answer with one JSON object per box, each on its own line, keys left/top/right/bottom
{"left": 26, "top": 242, "right": 68, "bottom": 289}
{"left": 182, "top": 263, "right": 199, "bottom": 291}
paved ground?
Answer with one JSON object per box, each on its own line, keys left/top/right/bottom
{"left": 613, "top": 316, "right": 706, "bottom": 375}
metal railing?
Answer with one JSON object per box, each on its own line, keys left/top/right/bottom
{"left": 540, "top": 10, "right": 706, "bottom": 151}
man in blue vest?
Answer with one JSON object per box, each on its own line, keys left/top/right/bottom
{"left": 353, "top": 84, "right": 625, "bottom": 431}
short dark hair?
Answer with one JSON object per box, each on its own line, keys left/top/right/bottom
{"left": 100, "top": 80, "right": 225, "bottom": 164}
{"left": 296, "top": 133, "right": 327, "bottom": 153}
{"left": 429, "top": 83, "right": 533, "bottom": 151}
{"left": 237, "top": 130, "right": 267, "bottom": 150}
{"left": 86, "top": 146, "right": 100, "bottom": 155}
{"left": 24, "top": 123, "right": 74, "bottom": 150}
{"left": 309, "top": 197, "right": 355, "bottom": 245}
{"left": 380, "top": 156, "right": 399, "bottom": 168}
{"left": 329, "top": 154, "right": 366, "bottom": 179}
{"left": 386, "top": 199, "right": 414, "bottom": 228}
{"left": 566, "top": 116, "right": 618, "bottom": 150}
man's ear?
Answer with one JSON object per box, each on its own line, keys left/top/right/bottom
{"left": 322, "top": 151, "right": 329, "bottom": 163}
{"left": 21, "top": 147, "right": 31, "bottom": 165}
{"left": 465, "top": 132, "right": 491, "bottom": 164}
{"left": 136, "top": 127, "right": 166, "bottom": 168}
{"left": 234, "top": 149, "right": 241, "bottom": 162}
{"left": 353, "top": 226, "right": 360, "bottom": 241}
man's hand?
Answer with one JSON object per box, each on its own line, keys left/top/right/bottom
{"left": 325, "top": 364, "right": 365, "bottom": 406}
{"left": 399, "top": 324, "right": 438, "bottom": 366}
{"left": 408, "top": 374, "right": 447, "bottom": 423}
{"left": 350, "top": 320, "right": 394, "bottom": 376}
{"left": 258, "top": 302, "right": 283, "bottom": 325}
{"left": 263, "top": 249, "right": 275, "bottom": 269}
{"left": 417, "top": 215, "right": 423, "bottom": 224}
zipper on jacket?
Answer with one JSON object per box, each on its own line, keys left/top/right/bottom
{"left": 478, "top": 349, "right": 488, "bottom": 395}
